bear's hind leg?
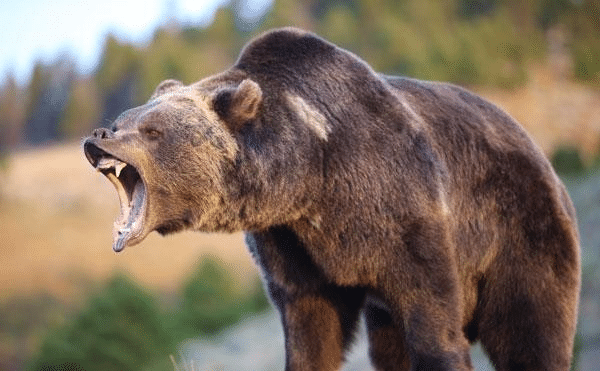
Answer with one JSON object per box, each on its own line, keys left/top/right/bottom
{"left": 477, "top": 270, "right": 578, "bottom": 371}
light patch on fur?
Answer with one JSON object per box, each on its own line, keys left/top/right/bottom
{"left": 399, "top": 98, "right": 427, "bottom": 129}
{"left": 439, "top": 190, "right": 450, "bottom": 217}
{"left": 286, "top": 92, "right": 330, "bottom": 141}
{"left": 310, "top": 214, "right": 322, "bottom": 229}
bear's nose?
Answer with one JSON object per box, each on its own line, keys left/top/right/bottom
{"left": 92, "top": 127, "right": 113, "bottom": 139}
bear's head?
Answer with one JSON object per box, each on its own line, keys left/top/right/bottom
{"left": 83, "top": 75, "right": 263, "bottom": 252}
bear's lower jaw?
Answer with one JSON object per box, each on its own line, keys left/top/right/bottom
{"left": 84, "top": 141, "right": 149, "bottom": 252}
{"left": 112, "top": 176, "right": 147, "bottom": 252}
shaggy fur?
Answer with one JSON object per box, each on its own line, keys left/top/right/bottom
{"left": 84, "top": 28, "right": 580, "bottom": 371}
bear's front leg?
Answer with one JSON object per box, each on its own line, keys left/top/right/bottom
{"left": 378, "top": 221, "right": 473, "bottom": 371}
{"left": 246, "top": 228, "right": 366, "bottom": 370}
{"left": 268, "top": 282, "right": 365, "bottom": 371}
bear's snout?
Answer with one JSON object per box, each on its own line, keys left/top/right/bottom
{"left": 91, "top": 127, "right": 114, "bottom": 140}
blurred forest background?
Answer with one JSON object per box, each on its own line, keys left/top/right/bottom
{"left": 1, "top": 0, "right": 600, "bottom": 370}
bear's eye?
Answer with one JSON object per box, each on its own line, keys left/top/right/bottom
{"left": 141, "top": 127, "right": 162, "bottom": 140}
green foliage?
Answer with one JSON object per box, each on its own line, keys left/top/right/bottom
{"left": 0, "top": 73, "right": 25, "bottom": 149}
{"left": 2, "top": 0, "right": 600, "bottom": 147}
{"left": 458, "top": 0, "right": 497, "bottom": 20}
{"left": 171, "top": 256, "right": 269, "bottom": 339}
{"left": 27, "top": 257, "right": 270, "bottom": 371}
{"left": 551, "top": 146, "right": 586, "bottom": 175}
{"left": 0, "top": 152, "right": 8, "bottom": 174}
{"left": 95, "top": 36, "right": 142, "bottom": 96}
{"left": 27, "top": 274, "right": 174, "bottom": 371}
{"left": 571, "top": 331, "right": 583, "bottom": 371}
{"left": 573, "top": 40, "right": 600, "bottom": 85}
{"left": 547, "top": 0, "right": 600, "bottom": 85}
{"left": 0, "top": 294, "right": 68, "bottom": 370}
{"left": 301, "top": 0, "right": 537, "bottom": 88}
{"left": 537, "top": 0, "right": 574, "bottom": 29}
{"left": 23, "top": 58, "right": 76, "bottom": 144}
{"left": 59, "top": 78, "right": 102, "bottom": 139}
{"left": 0, "top": 294, "right": 64, "bottom": 341}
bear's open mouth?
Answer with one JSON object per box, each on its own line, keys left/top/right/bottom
{"left": 84, "top": 142, "right": 147, "bottom": 252}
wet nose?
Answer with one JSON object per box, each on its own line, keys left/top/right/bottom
{"left": 92, "top": 127, "right": 113, "bottom": 139}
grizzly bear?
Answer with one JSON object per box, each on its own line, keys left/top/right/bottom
{"left": 84, "top": 28, "right": 580, "bottom": 371}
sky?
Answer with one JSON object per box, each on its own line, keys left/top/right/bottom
{"left": 0, "top": 0, "right": 271, "bottom": 86}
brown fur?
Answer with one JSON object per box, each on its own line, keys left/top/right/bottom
{"left": 84, "top": 28, "right": 580, "bottom": 370}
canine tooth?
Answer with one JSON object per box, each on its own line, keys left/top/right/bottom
{"left": 115, "top": 162, "right": 126, "bottom": 177}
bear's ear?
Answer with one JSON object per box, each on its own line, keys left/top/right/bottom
{"left": 212, "top": 79, "right": 262, "bottom": 131}
{"left": 151, "top": 79, "right": 184, "bottom": 99}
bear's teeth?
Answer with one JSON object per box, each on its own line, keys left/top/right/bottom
{"left": 115, "top": 162, "right": 126, "bottom": 177}
{"left": 96, "top": 157, "right": 116, "bottom": 170}
{"left": 96, "top": 157, "right": 127, "bottom": 177}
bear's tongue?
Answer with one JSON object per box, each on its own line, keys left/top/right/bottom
{"left": 95, "top": 157, "right": 146, "bottom": 252}
{"left": 112, "top": 178, "right": 145, "bottom": 252}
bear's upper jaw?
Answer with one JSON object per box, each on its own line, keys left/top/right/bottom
{"left": 84, "top": 141, "right": 147, "bottom": 253}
